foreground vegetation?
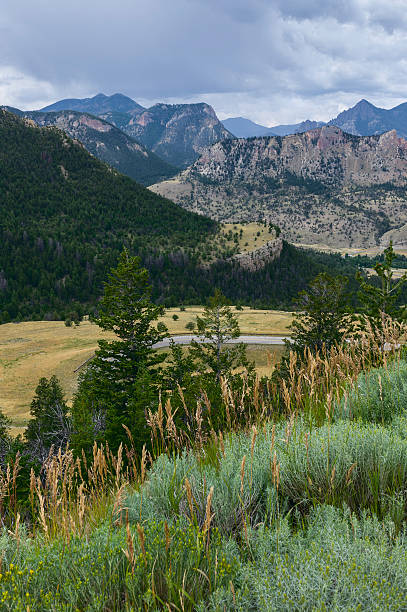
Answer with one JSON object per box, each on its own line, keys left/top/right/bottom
{"left": 1, "top": 246, "right": 407, "bottom": 609}
{"left": 1, "top": 325, "right": 407, "bottom": 609}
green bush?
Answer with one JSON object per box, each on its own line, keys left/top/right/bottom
{"left": 278, "top": 420, "right": 407, "bottom": 518}
{"left": 336, "top": 359, "right": 407, "bottom": 424}
{"left": 124, "top": 519, "right": 238, "bottom": 609}
{"left": 128, "top": 418, "right": 407, "bottom": 530}
{"left": 0, "top": 519, "right": 238, "bottom": 611}
{"left": 202, "top": 505, "right": 407, "bottom": 611}
{"left": 126, "top": 426, "right": 280, "bottom": 535}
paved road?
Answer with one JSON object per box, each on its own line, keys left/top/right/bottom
{"left": 154, "top": 334, "right": 291, "bottom": 348}
{"left": 74, "top": 334, "right": 291, "bottom": 372}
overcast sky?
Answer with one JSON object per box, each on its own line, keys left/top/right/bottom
{"left": 1, "top": 0, "right": 407, "bottom": 126}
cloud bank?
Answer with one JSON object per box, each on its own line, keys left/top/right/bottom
{"left": 1, "top": 0, "right": 407, "bottom": 124}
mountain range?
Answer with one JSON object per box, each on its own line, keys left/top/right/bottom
{"left": 151, "top": 125, "right": 407, "bottom": 248}
{"left": 222, "top": 99, "right": 407, "bottom": 139}
{"left": 222, "top": 117, "right": 325, "bottom": 138}
{"left": 7, "top": 92, "right": 407, "bottom": 188}
{"left": 42, "top": 93, "right": 232, "bottom": 168}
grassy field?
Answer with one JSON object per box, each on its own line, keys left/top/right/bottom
{"left": 0, "top": 307, "right": 292, "bottom": 432}
{"left": 221, "top": 222, "right": 276, "bottom": 252}
{"left": 295, "top": 241, "right": 407, "bottom": 258}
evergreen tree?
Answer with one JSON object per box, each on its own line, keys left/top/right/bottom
{"left": 72, "top": 251, "right": 167, "bottom": 453}
{"left": 163, "top": 341, "right": 196, "bottom": 391}
{"left": 288, "top": 273, "right": 352, "bottom": 354}
{"left": 357, "top": 241, "right": 407, "bottom": 325}
{"left": 190, "top": 290, "right": 251, "bottom": 379}
{"left": 0, "top": 408, "right": 12, "bottom": 466}
{"left": 25, "top": 376, "right": 71, "bottom": 460}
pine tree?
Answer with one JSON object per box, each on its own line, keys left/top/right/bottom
{"left": 72, "top": 250, "right": 167, "bottom": 453}
{"left": 357, "top": 241, "right": 407, "bottom": 325}
{"left": 288, "top": 273, "right": 351, "bottom": 354}
{"left": 25, "top": 376, "right": 71, "bottom": 460}
{"left": 190, "top": 289, "right": 250, "bottom": 379}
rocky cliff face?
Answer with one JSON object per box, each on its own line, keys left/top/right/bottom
{"left": 231, "top": 237, "right": 283, "bottom": 270}
{"left": 150, "top": 126, "right": 407, "bottom": 248}
{"left": 38, "top": 94, "right": 232, "bottom": 169}
{"left": 110, "top": 102, "right": 233, "bottom": 168}
{"left": 189, "top": 126, "right": 407, "bottom": 187}
{"left": 11, "top": 110, "right": 176, "bottom": 185}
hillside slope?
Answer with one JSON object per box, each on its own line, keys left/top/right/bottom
{"left": 23, "top": 110, "right": 177, "bottom": 185}
{"left": 0, "top": 110, "right": 218, "bottom": 319}
{"left": 151, "top": 126, "right": 407, "bottom": 248}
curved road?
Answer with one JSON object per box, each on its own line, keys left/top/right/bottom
{"left": 154, "top": 334, "right": 291, "bottom": 348}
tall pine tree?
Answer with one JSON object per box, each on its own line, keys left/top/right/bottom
{"left": 72, "top": 250, "right": 167, "bottom": 453}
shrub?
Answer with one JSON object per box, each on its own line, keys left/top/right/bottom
{"left": 128, "top": 417, "right": 407, "bottom": 531}
{"left": 202, "top": 505, "right": 407, "bottom": 611}
{"left": 126, "top": 426, "right": 282, "bottom": 535}
{"left": 0, "top": 519, "right": 238, "bottom": 611}
{"left": 278, "top": 420, "right": 407, "bottom": 518}
{"left": 337, "top": 359, "right": 407, "bottom": 424}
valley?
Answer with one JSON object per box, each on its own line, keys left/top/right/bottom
{"left": 0, "top": 309, "right": 291, "bottom": 430}
{"left": 4, "top": 3, "right": 407, "bottom": 608}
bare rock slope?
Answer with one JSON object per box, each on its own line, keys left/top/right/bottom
{"left": 151, "top": 126, "right": 407, "bottom": 248}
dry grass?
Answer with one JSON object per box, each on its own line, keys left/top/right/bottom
{"left": 0, "top": 310, "right": 292, "bottom": 429}
{"left": 160, "top": 306, "right": 292, "bottom": 335}
{"left": 0, "top": 320, "right": 114, "bottom": 434}
{"left": 294, "top": 241, "right": 407, "bottom": 258}
{"left": 221, "top": 222, "right": 274, "bottom": 252}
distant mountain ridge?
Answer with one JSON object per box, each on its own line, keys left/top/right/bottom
{"left": 151, "top": 125, "right": 407, "bottom": 248}
{"left": 223, "top": 99, "right": 407, "bottom": 139}
{"left": 112, "top": 102, "right": 232, "bottom": 168}
{"left": 222, "top": 117, "right": 325, "bottom": 138}
{"left": 37, "top": 93, "right": 232, "bottom": 168}
{"left": 270, "top": 120, "right": 326, "bottom": 136}
{"left": 330, "top": 99, "right": 407, "bottom": 138}
{"left": 41, "top": 93, "right": 145, "bottom": 115}
{"left": 221, "top": 117, "right": 276, "bottom": 138}
{"left": 1, "top": 106, "right": 176, "bottom": 185}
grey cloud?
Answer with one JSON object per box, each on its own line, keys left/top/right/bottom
{"left": 0, "top": 0, "right": 406, "bottom": 125}
{"left": 272, "top": 0, "right": 360, "bottom": 23}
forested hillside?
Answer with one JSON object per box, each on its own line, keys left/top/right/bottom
{"left": 23, "top": 110, "right": 177, "bottom": 186}
{"left": 0, "top": 110, "right": 218, "bottom": 320}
